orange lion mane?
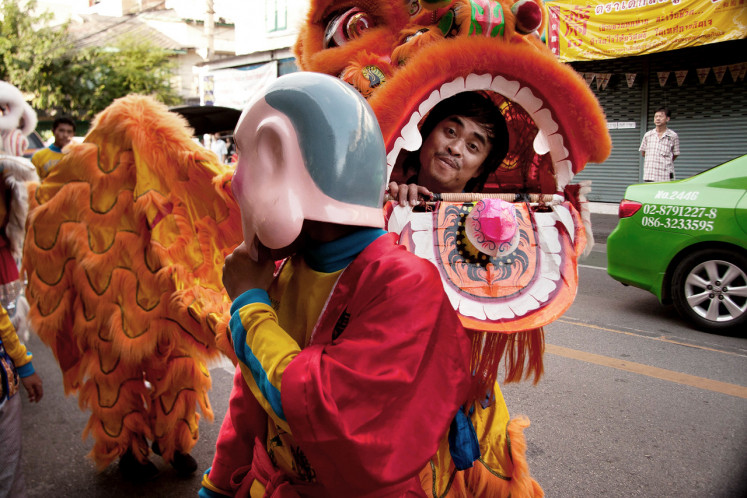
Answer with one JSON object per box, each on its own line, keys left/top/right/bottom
{"left": 24, "top": 94, "right": 242, "bottom": 468}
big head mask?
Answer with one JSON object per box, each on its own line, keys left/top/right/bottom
{"left": 232, "top": 73, "right": 386, "bottom": 256}
{"left": 0, "top": 80, "right": 38, "bottom": 156}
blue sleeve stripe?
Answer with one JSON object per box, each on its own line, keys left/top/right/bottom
{"left": 16, "top": 361, "right": 35, "bottom": 378}
{"left": 229, "top": 307, "right": 286, "bottom": 421}
{"left": 230, "top": 288, "right": 271, "bottom": 315}
{"left": 229, "top": 312, "right": 246, "bottom": 358}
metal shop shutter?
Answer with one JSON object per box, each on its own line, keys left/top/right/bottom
{"left": 278, "top": 57, "right": 299, "bottom": 76}
{"left": 571, "top": 57, "right": 645, "bottom": 203}
{"left": 645, "top": 40, "right": 747, "bottom": 181}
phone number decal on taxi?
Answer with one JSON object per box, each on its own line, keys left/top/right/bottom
{"left": 640, "top": 204, "right": 718, "bottom": 232}
{"left": 642, "top": 205, "right": 717, "bottom": 218}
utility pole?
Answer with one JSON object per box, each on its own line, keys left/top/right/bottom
{"left": 205, "top": 0, "right": 215, "bottom": 60}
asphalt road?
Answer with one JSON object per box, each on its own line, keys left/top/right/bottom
{"left": 20, "top": 339, "right": 234, "bottom": 497}
{"left": 504, "top": 233, "right": 747, "bottom": 497}
{"left": 18, "top": 211, "right": 747, "bottom": 497}
{"left": 589, "top": 212, "right": 619, "bottom": 245}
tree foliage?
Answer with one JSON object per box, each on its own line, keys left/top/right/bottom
{"left": 1, "top": 0, "right": 181, "bottom": 120}
{"left": 0, "top": 0, "right": 71, "bottom": 95}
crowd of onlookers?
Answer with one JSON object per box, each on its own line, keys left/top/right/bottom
{"left": 194, "top": 132, "right": 237, "bottom": 164}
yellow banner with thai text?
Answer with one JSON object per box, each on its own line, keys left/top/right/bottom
{"left": 545, "top": 0, "right": 747, "bottom": 62}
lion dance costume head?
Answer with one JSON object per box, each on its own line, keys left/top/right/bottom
{"left": 295, "top": 0, "right": 611, "bottom": 392}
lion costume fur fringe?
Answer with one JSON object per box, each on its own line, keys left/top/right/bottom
{"left": 23, "top": 95, "right": 242, "bottom": 468}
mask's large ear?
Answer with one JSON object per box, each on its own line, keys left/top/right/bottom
{"left": 0, "top": 80, "right": 38, "bottom": 136}
{"left": 257, "top": 115, "right": 307, "bottom": 248}
{"left": 233, "top": 103, "right": 306, "bottom": 257}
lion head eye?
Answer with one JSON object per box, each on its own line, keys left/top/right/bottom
{"left": 323, "top": 7, "right": 374, "bottom": 49}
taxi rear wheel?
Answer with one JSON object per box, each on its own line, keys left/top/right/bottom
{"left": 671, "top": 249, "right": 747, "bottom": 334}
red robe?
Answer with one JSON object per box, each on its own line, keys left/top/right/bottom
{"left": 207, "top": 233, "right": 472, "bottom": 496}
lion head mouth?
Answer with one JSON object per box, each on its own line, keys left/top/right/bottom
{"left": 295, "top": 0, "right": 610, "bottom": 201}
{"left": 292, "top": 0, "right": 613, "bottom": 340}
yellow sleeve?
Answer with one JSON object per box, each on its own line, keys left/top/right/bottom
{"left": 200, "top": 472, "right": 233, "bottom": 496}
{"left": 31, "top": 150, "right": 48, "bottom": 180}
{"left": 229, "top": 289, "right": 300, "bottom": 435}
{"left": 0, "top": 305, "right": 32, "bottom": 372}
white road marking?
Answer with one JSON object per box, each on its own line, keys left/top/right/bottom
{"left": 579, "top": 264, "right": 607, "bottom": 270}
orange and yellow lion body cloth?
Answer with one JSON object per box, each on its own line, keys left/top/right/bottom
{"left": 23, "top": 96, "right": 241, "bottom": 468}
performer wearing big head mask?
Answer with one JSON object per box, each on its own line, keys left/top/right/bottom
{"left": 201, "top": 73, "right": 474, "bottom": 497}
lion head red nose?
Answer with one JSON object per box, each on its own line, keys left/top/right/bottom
{"left": 512, "top": 0, "right": 543, "bottom": 34}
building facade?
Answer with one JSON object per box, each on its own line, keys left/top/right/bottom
{"left": 37, "top": 0, "right": 238, "bottom": 104}
{"left": 572, "top": 38, "right": 746, "bottom": 202}
{"left": 195, "top": 0, "right": 306, "bottom": 109}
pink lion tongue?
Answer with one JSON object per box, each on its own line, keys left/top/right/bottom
{"left": 475, "top": 198, "right": 517, "bottom": 245}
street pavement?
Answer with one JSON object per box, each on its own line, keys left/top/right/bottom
{"left": 588, "top": 201, "right": 620, "bottom": 245}
{"left": 590, "top": 213, "right": 618, "bottom": 245}
{"left": 503, "top": 236, "right": 747, "bottom": 497}
{"left": 20, "top": 336, "right": 234, "bottom": 497}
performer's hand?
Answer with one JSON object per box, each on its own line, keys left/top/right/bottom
{"left": 223, "top": 241, "right": 275, "bottom": 300}
{"left": 21, "top": 372, "right": 43, "bottom": 403}
{"left": 387, "top": 181, "right": 432, "bottom": 207}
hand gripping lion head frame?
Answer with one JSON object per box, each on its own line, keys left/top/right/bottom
{"left": 295, "top": 0, "right": 612, "bottom": 392}
{"left": 232, "top": 72, "right": 387, "bottom": 255}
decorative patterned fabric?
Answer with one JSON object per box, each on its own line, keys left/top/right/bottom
{"left": 388, "top": 200, "right": 585, "bottom": 333}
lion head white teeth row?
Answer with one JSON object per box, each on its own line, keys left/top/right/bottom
{"left": 385, "top": 75, "right": 575, "bottom": 190}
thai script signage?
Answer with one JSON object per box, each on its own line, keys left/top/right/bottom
{"left": 545, "top": 0, "right": 747, "bottom": 62}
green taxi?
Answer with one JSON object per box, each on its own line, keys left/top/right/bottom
{"left": 607, "top": 155, "right": 747, "bottom": 333}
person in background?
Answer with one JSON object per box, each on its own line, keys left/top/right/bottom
{"left": 210, "top": 133, "right": 228, "bottom": 163}
{"left": 388, "top": 91, "right": 509, "bottom": 205}
{"left": 225, "top": 136, "right": 235, "bottom": 159}
{"left": 31, "top": 116, "right": 75, "bottom": 181}
{"left": 639, "top": 107, "right": 680, "bottom": 182}
{"left": 0, "top": 80, "right": 38, "bottom": 340}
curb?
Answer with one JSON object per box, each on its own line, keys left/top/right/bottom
{"left": 589, "top": 202, "right": 618, "bottom": 215}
